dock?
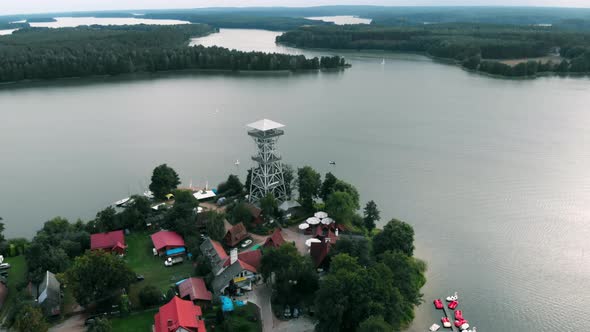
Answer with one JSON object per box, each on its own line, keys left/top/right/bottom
{"left": 441, "top": 304, "right": 459, "bottom": 332}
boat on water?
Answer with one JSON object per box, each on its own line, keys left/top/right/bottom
{"left": 433, "top": 299, "right": 443, "bottom": 309}
{"left": 329, "top": 161, "right": 336, "bottom": 165}
{"left": 448, "top": 300, "right": 458, "bottom": 310}
{"left": 455, "top": 310, "right": 463, "bottom": 320}
{"left": 460, "top": 322, "right": 471, "bottom": 330}
{"left": 429, "top": 323, "right": 440, "bottom": 331}
{"left": 446, "top": 291, "right": 458, "bottom": 302}
{"left": 441, "top": 317, "right": 451, "bottom": 328}
{"left": 455, "top": 319, "right": 469, "bottom": 329}
{"left": 114, "top": 197, "right": 130, "bottom": 207}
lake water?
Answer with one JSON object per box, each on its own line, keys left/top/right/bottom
{"left": 1, "top": 28, "right": 590, "bottom": 331}
{"left": 306, "top": 15, "right": 372, "bottom": 25}
{"left": 0, "top": 29, "right": 17, "bottom": 35}
{"left": 28, "top": 17, "right": 190, "bottom": 28}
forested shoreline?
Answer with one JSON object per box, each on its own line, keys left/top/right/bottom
{"left": 277, "top": 24, "right": 590, "bottom": 78}
{"left": 0, "top": 25, "right": 347, "bottom": 83}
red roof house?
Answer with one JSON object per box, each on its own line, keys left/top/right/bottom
{"left": 90, "top": 230, "right": 126, "bottom": 254}
{"left": 151, "top": 231, "right": 185, "bottom": 254}
{"left": 263, "top": 229, "right": 286, "bottom": 249}
{"left": 310, "top": 240, "right": 330, "bottom": 269}
{"left": 222, "top": 249, "right": 262, "bottom": 273}
{"left": 224, "top": 223, "right": 249, "bottom": 247}
{"left": 178, "top": 278, "right": 213, "bottom": 304}
{"left": 153, "top": 296, "right": 205, "bottom": 332}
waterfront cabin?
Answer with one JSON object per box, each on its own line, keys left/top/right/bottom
{"left": 153, "top": 296, "right": 206, "bottom": 332}
{"left": 178, "top": 277, "right": 213, "bottom": 308}
{"left": 151, "top": 231, "right": 185, "bottom": 256}
{"left": 224, "top": 222, "right": 249, "bottom": 248}
{"left": 90, "top": 230, "right": 126, "bottom": 255}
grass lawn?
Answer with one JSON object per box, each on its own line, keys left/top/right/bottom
{"left": 111, "top": 309, "right": 157, "bottom": 332}
{"left": 207, "top": 303, "right": 262, "bottom": 332}
{"left": 0, "top": 255, "right": 26, "bottom": 319}
{"left": 125, "top": 231, "right": 193, "bottom": 308}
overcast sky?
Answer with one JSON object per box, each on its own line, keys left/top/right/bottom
{"left": 1, "top": 0, "right": 588, "bottom": 16}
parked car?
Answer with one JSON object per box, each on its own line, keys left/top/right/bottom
{"left": 283, "top": 305, "right": 291, "bottom": 319}
{"left": 241, "top": 239, "right": 253, "bottom": 248}
{"left": 164, "top": 256, "right": 184, "bottom": 267}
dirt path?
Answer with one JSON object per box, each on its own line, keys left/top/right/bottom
{"left": 49, "top": 314, "right": 86, "bottom": 332}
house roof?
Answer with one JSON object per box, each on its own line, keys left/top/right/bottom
{"left": 178, "top": 278, "right": 213, "bottom": 302}
{"left": 278, "top": 200, "right": 301, "bottom": 212}
{"left": 37, "top": 271, "right": 61, "bottom": 315}
{"left": 326, "top": 230, "right": 338, "bottom": 245}
{"left": 222, "top": 249, "right": 262, "bottom": 273}
{"left": 91, "top": 230, "right": 125, "bottom": 251}
{"left": 151, "top": 231, "right": 185, "bottom": 251}
{"left": 200, "top": 238, "right": 228, "bottom": 275}
{"left": 154, "top": 296, "right": 205, "bottom": 332}
{"left": 263, "top": 229, "right": 286, "bottom": 249}
{"left": 310, "top": 241, "right": 330, "bottom": 268}
{"left": 224, "top": 223, "right": 249, "bottom": 247}
{"left": 246, "top": 204, "right": 262, "bottom": 218}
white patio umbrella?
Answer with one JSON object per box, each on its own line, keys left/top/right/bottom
{"left": 321, "top": 217, "right": 334, "bottom": 225}
{"left": 298, "top": 223, "right": 310, "bottom": 230}
{"left": 306, "top": 217, "right": 321, "bottom": 225}
{"left": 314, "top": 211, "right": 328, "bottom": 219}
{"left": 305, "top": 238, "right": 322, "bottom": 247}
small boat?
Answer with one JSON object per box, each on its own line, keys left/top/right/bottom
{"left": 114, "top": 197, "right": 130, "bottom": 207}
{"left": 441, "top": 317, "right": 451, "bottom": 328}
{"left": 454, "top": 310, "right": 463, "bottom": 320}
{"left": 329, "top": 161, "right": 336, "bottom": 165}
{"left": 429, "top": 323, "right": 440, "bottom": 331}
{"left": 454, "top": 319, "right": 468, "bottom": 328}
{"left": 448, "top": 300, "right": 458, "bottom": 310}
{"left": 433, "top": 299, "right": 443, "bottom": 309}
{"left": 446, "top": 291, "right": 458, "bottom": 302}
{"left": 143, "top": 190, "right": 154, "bottom": 199}
{"left": 235, "top": 159, "right": 240, "bottom": 166}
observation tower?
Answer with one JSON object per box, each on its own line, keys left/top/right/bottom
{"left": 247, "top": 119, "right": 287, "bottom": 203}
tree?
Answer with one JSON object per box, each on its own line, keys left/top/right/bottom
{"left": 260, "top": 244, "right": 318, "bottom": 307}
{"left": 14, "top": 305, "right": 48, "bottom": 332}
{"left": 217, "top": 174, "right": 244, "bottom": 197}
{"left": 66, "top": 250, "right": 135, "bottom": 307}
{"left": 149, "top": 164, "right": 180, "bottom": 200}
{"left": 373, "top": 219, "right": 415, "bottom": 257}
{"left": 325, "top": 191, "right": 356, "bottom": 225}
{"left": 330, "top": 236, "right": 372, "bottom": 267}
{"left": 88, "top": 317, "right": 112, "bottom": 332}
{"left": 358, "top": 315, "right": 394, "bottom": 332}
{"left": 165, "top": 190, "right": 198, "bottom": 237}
{"left": 0, "top": 217, "right": 5, "bottom": 244}
{"left": 260, "top": 193, "right": 279, "bottom": 223}
{"left": 282, "top": 164, "right": 295, "bottom": 199}
{"left": 139, "top": 284, "right": 162, "bottom": 307}
{"left": 297, "top": 166, "right": 321, "bottom": 210}
{"left": 363, "top": 200, "right": 380, "bottom": 231}
{"left": 95, "top": 206, "right": 118, "bottom": 233}
{"left": 229, "top": 202, "right": 253, "bottom": 226}
{"left": 320, "top": 172, "right": 338, "bottom": 201}
{"left": 332, "top": 180, "right": 360, "bottom": 209}
{"left": 204, "top": 211, "right": 226, "bottom": 242}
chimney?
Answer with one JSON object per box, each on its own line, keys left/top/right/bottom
{"left": 230, "top": 248, "right": 238, "bottom": 264}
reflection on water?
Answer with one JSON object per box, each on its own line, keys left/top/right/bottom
{"left": 306, "top": 15, "right": 372, "bottom": 25}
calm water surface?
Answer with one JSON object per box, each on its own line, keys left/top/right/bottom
{"left": 28, "top": 17, "right": 190, "bottom": 28}
{"left": 1, "top": 28, "right": 590, "bottom": 331}
{"left": 305, "top": 15, "right": 372, "bottom": 25}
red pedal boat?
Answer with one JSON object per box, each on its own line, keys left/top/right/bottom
{"left": 441, "top": 317, "right": 452, "bottom": 328}
{"left": 433, "top": 299, "right": 443, "bottom": 309}
{"left": 448, "top": 300, "right": 458, "bottom": 310}
{"left": 455, "top": 319, "right": 468, "bottom": 328}
{"left": 454, "top": 310, "right": 463, "bottom": 320}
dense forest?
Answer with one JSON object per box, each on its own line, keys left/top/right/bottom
{"left": 0, "top": 25, "right": 347, "bottom": 83}
{"left": 277, "top": 24, "right": 590, "bottom": 77}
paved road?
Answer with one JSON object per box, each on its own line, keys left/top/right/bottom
{"left": 245, "top": 283, "right": 315, "bottom": 332}
{"left": 49, "top": 314, "right": 85, "bottom": 332}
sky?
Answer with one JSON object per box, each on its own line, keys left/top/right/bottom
{"left": 0, "top": 0, "right": 588, "bottom": 16}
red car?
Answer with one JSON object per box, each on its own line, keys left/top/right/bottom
{"left": 433, "top": 299, "right": 444, "bottom": 309}
{"left": 448, "top": 300, "right": 458, "bottom": 310}
{"left": 454, "top": 310, "right": 463, "bottom": 320}
{"left": 455, "top": 319, "right": 468, "bottom": 328}
{"left": 441, "top": 317, "right": 452, "bottom": 328}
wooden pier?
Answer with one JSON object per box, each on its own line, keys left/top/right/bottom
{"left": 441, "top": 304, "right": 459, "bottom": 332}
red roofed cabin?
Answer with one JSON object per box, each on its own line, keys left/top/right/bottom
{"left": 90, "top": 230, "right": 126, "bottom": 255}
{"left": 153, "top": 296, "right": 206, "bottom": 332}
{"left": 263, "top": 229, "right": 286, "bottom": 249}
{"left": 246, "top": 204, "right": 264, "bottom": 225}
{"left": 178, "top": 278, "right": 213, "bottom": 308}
{"left": 151, "top": 231, "right": 185, "bottom": 256}
{"left": 224, "top": 222, "right": 249, "bottom": 247}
